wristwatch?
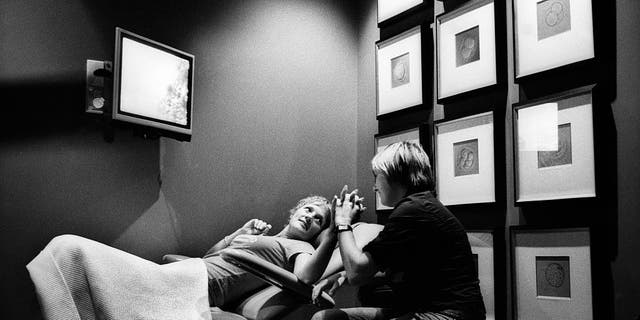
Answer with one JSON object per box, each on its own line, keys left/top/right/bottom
{"left": 336, "top": 224, "right": 352, "bottom": 232}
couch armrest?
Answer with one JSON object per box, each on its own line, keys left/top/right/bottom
{"left": 221, "top": 249, "right": 335, "bottom": 309}
{"left": 162, "top": 254, "right": 191, "bottom": 263}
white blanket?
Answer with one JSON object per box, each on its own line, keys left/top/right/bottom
{"left": 26, "top": 235, "right": 212, "bottom": 320}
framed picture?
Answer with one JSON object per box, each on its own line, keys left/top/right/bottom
{"left": 513, "top": 85, "right": 596, "bottom": 203}
{"left": 373, "top": 127, "right": 422, "bottom": 211}
{"left": 513, "top": 0, "right": 594, "bottom": 79}
{"left": 467, "top": 229, "right": 504, "bottom": 320}
{"left": 376, "top": 26, "right": 424, "bottom": 117}
{"left": 434, "top": 111, "right": 495, "bottom": 206}
{"left": 377, "top": 0, "right": 423, "bottom": 25}
{"left": 436, "top": 0, "right": 497, "bottom": 101}
{"left": 511, "top": 227, "right": 593, "bottom": 320}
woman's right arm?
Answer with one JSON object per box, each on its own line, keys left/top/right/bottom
{"left": 205, "top": 219, "right": 272, "bottom": 255}
{"left": 334, "top": 188, "right": 379, "bottom": 286}
{"left": 205, "top": 229, "right": 242, "bottom": 255}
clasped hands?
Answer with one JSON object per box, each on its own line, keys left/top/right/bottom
{"left": 315, "top": 185, "right": 365, "bottom": 245}
{"left": 332, "top": 185, "right": 366, "bottom": 227}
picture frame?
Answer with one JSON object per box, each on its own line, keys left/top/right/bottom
{"left": 513, "top": 0, "right": 595, "bottom": 79}
{"left": 376, "top": 25, "right": 424, "bottom": 117}
{"left": 436, "top": 0, "right": 498, "bottom": 101}
{"left": 373, "top": 126, "right": 422, "bottom": 212}
{"left": 377, "top": 0, "right": 424, "bottom": 26}
{"left": 434, "top": 111, "right": 496, "bottom": 206}
{"left": 513, "top": 85, "right": 596, "bottom": 203}
{"left": 510, "top": 226, "right": 593, "bottom": 320}
{"left": 467, "top": 229, "right": 505, "bottom": 320}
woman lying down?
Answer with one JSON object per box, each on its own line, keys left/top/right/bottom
{"left": 27, "top": 195, "right": 364, "bottom": 320}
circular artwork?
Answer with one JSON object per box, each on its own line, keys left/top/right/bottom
{"left": 460, "top": 37, "right": 478, "bottom": 63}
{"left": 393, "top": 62, "right": 407, "bottom": 82}
{"left": 545, "top": 2, "right": 565, "bottom": 27}
{"left": 544, "top": 262, "right": 565, "bottom": 288}
{"left": 456, "top": 147, "right": 476, "bottom": 170}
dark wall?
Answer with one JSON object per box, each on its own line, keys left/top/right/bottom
{"left": 355, "top": 0, "right": 380, "bottom": 223}
{"left": 3, "top": 0, "right": 638, "bottom": 319}
{"left": 611, "top": 0, "right": 640, "bottom": 318}
{"left": 159, "top": 0, "right": 360, "bottom": 256}
{"left": 1, "top": 1, "right": 361, "bottom": 318}
{"left": 0, "top": 1, "right": 188, "bottom": 318}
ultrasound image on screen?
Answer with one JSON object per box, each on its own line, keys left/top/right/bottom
{"left": 120, "top": 37, "right": 190, "bottom": 125}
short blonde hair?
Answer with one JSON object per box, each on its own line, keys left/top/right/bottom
{"left": 288, "top": 195, "right": 331, "bottom": 229}
{"left": 371, "top": 141, "right": 434, "bottom": 191}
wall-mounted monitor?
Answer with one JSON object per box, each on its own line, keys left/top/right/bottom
{"left": 113, "top": 27, "right": 194, "bottom": 140}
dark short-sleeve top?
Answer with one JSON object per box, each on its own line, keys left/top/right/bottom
{"left": 203, "top": 235, "right": 314, "bottom": 307}
{"left": 363, "top": 191, "right": 485, "bottom": 318}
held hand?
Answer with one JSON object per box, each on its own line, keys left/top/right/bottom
{"left": 333, "top": 185, "right": 366, "bottom": 226}
{"left": 316, "top": 201, "right": 337, "bottom": 243}
{"left": 240, "top": 219, "right": 272, "bottom": 235}
{"left": 312, "top": 273, "right": 345, "bottom": 305}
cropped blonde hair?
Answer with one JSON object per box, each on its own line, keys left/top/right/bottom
{"left": 288, "top": 195, "right": 331, "bottom": 229}
{"left": 371, "top": 141, "right": 434, "bottom": 192}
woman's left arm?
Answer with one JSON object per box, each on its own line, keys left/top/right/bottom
{"left": 292, "top": 230, "right": 338, "bottom": 285}
{"left": 293, "top": 191, "right": 365, "bottom": 284}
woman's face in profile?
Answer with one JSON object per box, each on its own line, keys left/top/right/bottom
{"left": 374, "top": 173, "right": 396, "bottom": 207}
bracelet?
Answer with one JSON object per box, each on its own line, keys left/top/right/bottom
{"left": 336, "top": 224, "right": 352, "bottom": 232}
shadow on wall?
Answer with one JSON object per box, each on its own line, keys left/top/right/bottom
{"left": 0, "top": 80, "right": 162, "bottom": 318}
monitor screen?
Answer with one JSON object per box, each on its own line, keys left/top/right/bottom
{"left": 113, "top": 27, "right": 194, "bottom": 138}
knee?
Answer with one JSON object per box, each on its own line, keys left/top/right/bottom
{"left": 48, "top": 234, "right": 83, "bottom": 249}
{"left": 311, "top": 309, "right": 347, "bottom": 320}
{"left": 46, "top": 234, "right": 92, "bottom": 256}
{"left": 311, "top": 310, "right": 327, "bottom": 320}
